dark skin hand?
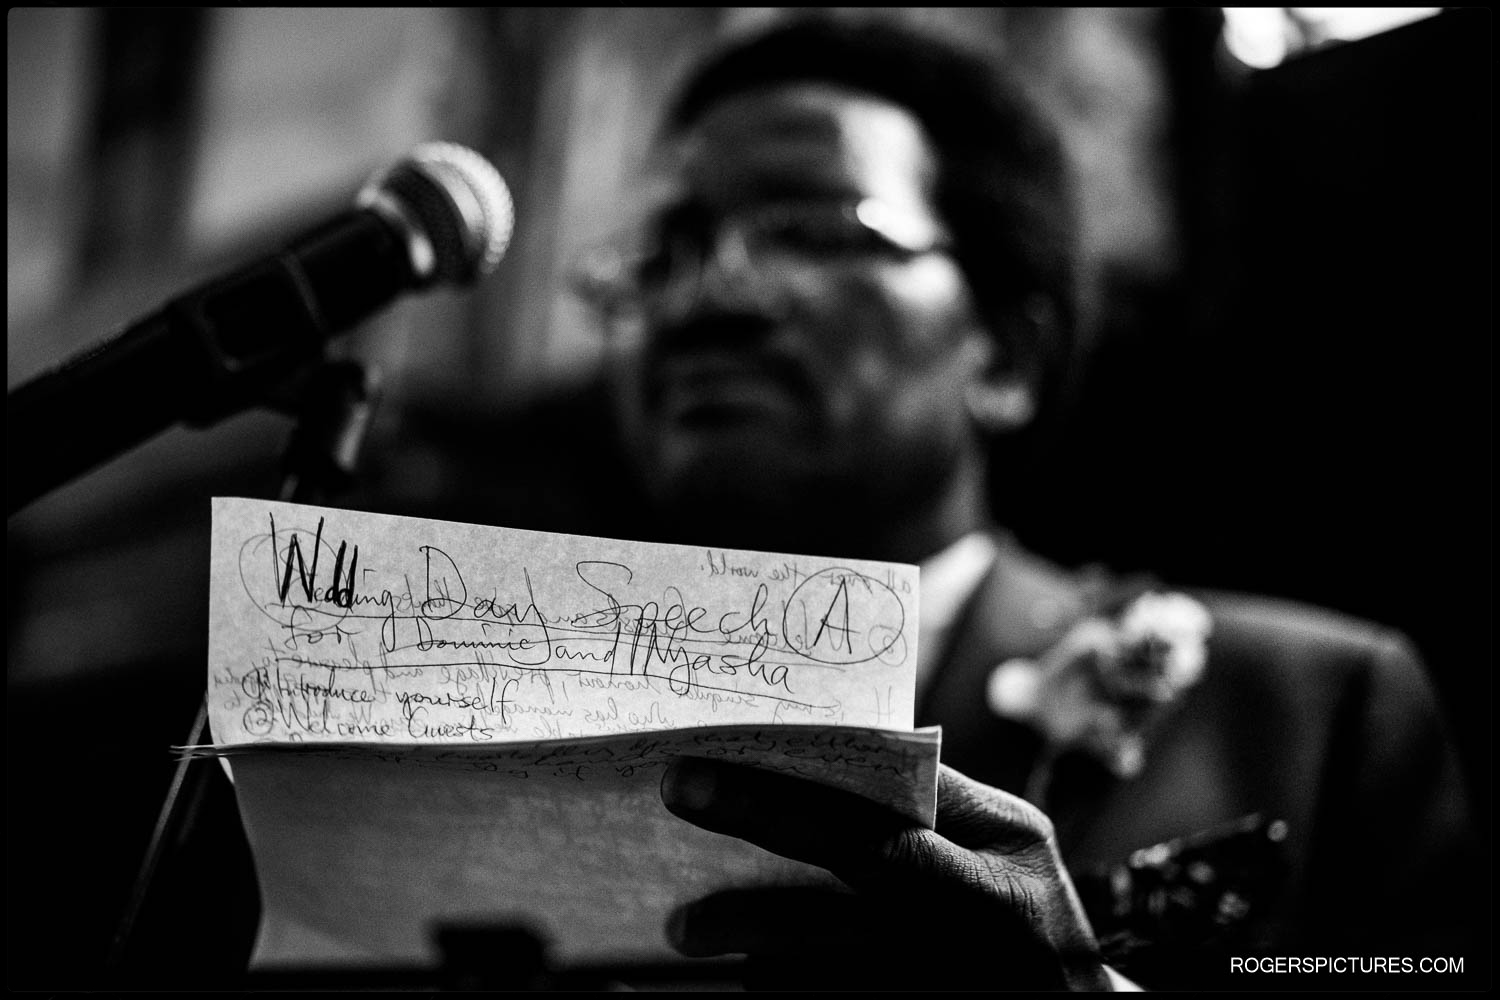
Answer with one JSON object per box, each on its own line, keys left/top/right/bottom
{"left": 660, "top": 758, "right": 1113, "bottom": 991}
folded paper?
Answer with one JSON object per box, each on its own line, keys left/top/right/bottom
{"left": 210, "top": 498, "right": 920, "bottom": 744}
{"left": 204, "top": 498, "right": 935, "bottom": 966}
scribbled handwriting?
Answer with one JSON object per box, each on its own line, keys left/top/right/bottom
{"left": 209, "top": 501, "right": 918, "bottom": 744}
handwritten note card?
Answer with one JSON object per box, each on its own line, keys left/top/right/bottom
{"left": 197, "top": 726, "right": 940, "bottom": 965}
{"left": 209, "top": 498, "right": 920, "bottom": 745}
{"left": 204, "top": 498, "right": 936, "bottom": 967}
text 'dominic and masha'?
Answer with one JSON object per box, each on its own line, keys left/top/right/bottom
{"left": 207, "top": 498, "right": 921, "bottom": 745}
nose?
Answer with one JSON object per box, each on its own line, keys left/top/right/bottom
{"left": 642, "top": 230, "right": 789, "bottom": 360}
{"left": 654, "top": 227, "right": 780, "bottom": 327}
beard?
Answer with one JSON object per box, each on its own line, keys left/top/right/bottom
{"left": 628, "top": 417, "right": 971, "bottom": 562}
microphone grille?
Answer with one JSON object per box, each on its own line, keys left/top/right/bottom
{"left": 361, "top": 142, "right": 514, "bottom": 286}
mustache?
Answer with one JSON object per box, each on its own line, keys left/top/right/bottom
{"left": 641, "top": 312, "right": 816, "bottom": 406}
{"left": 644, "top": 310, "right": 777, "bottom": 358}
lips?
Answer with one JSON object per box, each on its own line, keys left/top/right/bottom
{"left": 647, "top": 350, "right": 813, "bottom": 426}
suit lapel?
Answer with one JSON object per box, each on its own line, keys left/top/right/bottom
{"left": 917, "top": 533, "right": 1086, "bottom": 794}
{"left": 918, "top": 545, "right": 1295, "bottom": 970}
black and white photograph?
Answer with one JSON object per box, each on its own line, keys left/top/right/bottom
{"left": 7, "top": 7, "right": 1491, "bottom": 991}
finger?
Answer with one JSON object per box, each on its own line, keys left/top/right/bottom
{"left": 667, "top": 886, "right": 869, "bottom": 958}
{"left": 661, "top": 760, "right": 1104, "bottom": 990}
{"left": 660, "top": 757, "right": 934, "bottom": 889}
{"left": 933, "top": 763, "right": 1053, "bottom": 853}
{"left": 660, "top": 758, "right": 1061, "bottom": 903}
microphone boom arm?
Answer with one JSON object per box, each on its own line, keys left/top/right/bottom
{"left": 5, "top": 211, "right": 408, "bottom": 515}
{"left": 5, "top": 142, "right": 512, "bottom": 516}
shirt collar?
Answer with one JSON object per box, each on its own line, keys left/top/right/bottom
{"left": 920, "top": 531, "right": 1000, "bottom": 635}
{"left": 916, "top": 531, "right": 1000, "bottom": 699}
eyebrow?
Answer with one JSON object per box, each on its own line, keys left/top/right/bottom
{"left": 650, "top": 184, "right": 868, "bottom": 232}
{"left": 686, "top": 145, "right": 868, "bottom": 204}
{"left": 737, "top": 172, "right": 862, "bottom": 201}
{"left": 701, "top": 105, "right": 846, "bottom": 144}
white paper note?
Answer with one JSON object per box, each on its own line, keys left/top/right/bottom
{"left": 203, "top": 498, "right": 937, "bottom": 969}
{"left": 209, "top": 498, "right": 920, "bottom": 745}
{"left": 198, "top": 726, "right": 940, "bottom": 965}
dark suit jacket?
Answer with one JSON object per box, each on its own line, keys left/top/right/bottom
{"left": 918, "top": 535, "right": 1480, "bottom": 985}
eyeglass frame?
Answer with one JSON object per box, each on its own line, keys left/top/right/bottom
{"left": 573, "top": 195, "right": 955, "bottom": 320}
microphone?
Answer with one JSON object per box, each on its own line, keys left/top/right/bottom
{"left": 7, "top": 142, "right": 514, "bottom": 514}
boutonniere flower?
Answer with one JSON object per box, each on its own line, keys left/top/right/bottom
{"left": 987, "top": 592, "right": 1213, "bottom": 784}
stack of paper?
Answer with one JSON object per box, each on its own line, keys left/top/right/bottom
{"left": 198, "top": 498, "right": 938, "bottom": 967}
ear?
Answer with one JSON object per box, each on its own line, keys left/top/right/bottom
{"left": 963, "top": 294, "right": 1056, "bottom": 433}
{"left": 961, "top": 332, "right": 1036, "bottom": 435}
{"left": 966, "top": 374, "right": 1035, "bottom": 433}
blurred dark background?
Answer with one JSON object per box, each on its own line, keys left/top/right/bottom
{"left": 6, "top": 7, "right": 1490, "bottom": 989}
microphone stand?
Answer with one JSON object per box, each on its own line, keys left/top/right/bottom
{"left": 106, "top": 359, "right": 382, "bottom": 985}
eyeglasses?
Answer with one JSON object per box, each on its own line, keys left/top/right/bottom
{"left": 573, "top": 196, "right": 952, "bottom": 318}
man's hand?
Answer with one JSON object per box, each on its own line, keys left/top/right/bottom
{"left": 660, "top": 758, "right": 1112, "bottom": 991}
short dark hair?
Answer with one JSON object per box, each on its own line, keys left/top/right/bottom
{"left": 666, "top": 16, "right": 1078, "bottom": 415}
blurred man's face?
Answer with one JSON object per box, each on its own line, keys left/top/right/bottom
{"left": 609, "top": 83, "right": 998, "bottom": 543}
